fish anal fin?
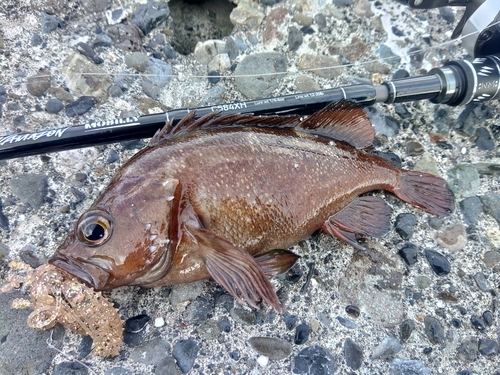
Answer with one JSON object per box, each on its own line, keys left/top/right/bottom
{"left": 254, "top": 249, "right": 300, "bottom": 277}
{"left": 322, "top": 196, "right": 392, "bottom": 249}
{"left": 297, "top": 100, "right": 374, "bottom": 149}
{"left": 188, "top": 226, "right": 281, "bottom": 311}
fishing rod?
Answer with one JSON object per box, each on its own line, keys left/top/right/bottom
{"left": 0, "top": 0, "right": 499, "bottom": 160}
{"left": 1, "top": 53, "right": 499, "bottom": 160}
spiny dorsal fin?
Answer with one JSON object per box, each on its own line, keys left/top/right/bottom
{"left": 148, "top": 110, "right": 301, "bottom": 146}
{"left": 297, "top": 100, "right": 374, "bottom": 149}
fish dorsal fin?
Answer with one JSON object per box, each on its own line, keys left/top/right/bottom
{"left": 148, "top": 110, "right": 302, "bottom": 147}
{"left": 297, "top": 100, "right": 374, "bottom": 149}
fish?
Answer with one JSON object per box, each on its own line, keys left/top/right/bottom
{"left": 49, "top": 100, "right": 454, "bottom": 311}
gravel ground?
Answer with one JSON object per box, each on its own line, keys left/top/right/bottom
{"left": 1, "top": 0, "right": 500, "bottom": 374}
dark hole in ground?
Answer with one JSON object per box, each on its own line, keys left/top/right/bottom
{"left": 169, "top": 0, "right": 235, "bottom": 55}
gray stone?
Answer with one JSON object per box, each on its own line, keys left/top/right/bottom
{"left": 395, "top": 213, "right": 417, "bottom": 240}
{"left": 400, "top": 319, "right": 416, "bottom": 342}
{"left": 235, "top": 53, "right": 287, "bottom": 99}
{"left": 170, "top": 281, "right": 204, "bottom": 308}
{"left": 104, "top": 367, "right": 133, "bottom": 375}
{"left": 249, "top": 337, "right": 293, "bottom": 360}
{"left": 371, "top": 337, "right": 402, "bottom": 359}
{"left": 473, "top": 272, "right": 491, "bottom": 292}
{"left": 45, "top": 98, "right": 64, "bottom": 113}
{"left": 172, "top": 339, "right": 199, "bottom": 373}
{"left": 424, "top": 316, "right": 445, "bottom": 344}
{"left": 41, "top": 12, "right": 60, "bottom": 34}
{"left": 145, "top": 58, "right": 172, "bottom": 88}
{"left": 344, "top": 338, "right": 363, "bottom": 370}
{"left": 292, "top": 345, "right": 337, "bottom": 374}
{"left": 53, "top": 362, "right": 88, "bottom": 375}
{"left": 66, "top": 96, "right": 95, "bottom": 117}
{"left": 198, "top": 320, "right": 221, "bottom": 340}
{"left": 130, "top": 337, "right": 170, "bottom": 365}
{"left": 297, "top": 54, "right": 344, "bottom": 79}
{"left": 447, "top": 164, "right": 480, "bottom": 199}
{"left": 9, "top": 173, "right": 48, "bottom": 209}
{"left": 457, "top": 338, "right": 478, "bottom": 362}
{"left": 288, "top": 26, "right": 303, "bottom": 52}
{"left": 474, "top": 127, "right": 495, "bottom": 151}
{"left": 230, "top": 0, "right": 265, "bottom": 29}
{"left": 478, "top": 338, "right": 498, "bottom": 356}
{"left": 460, "top": 196, "right": 483, "bottom": 225}
{"left": 155, "top": 357, "right": 181, "bottom": 375}
{"left": 131, "top": 1, "right": 170, "bottom": 35}
{"left": 124, "top": 52, "right": 149, "bottom": 72}
{"left": 390, "top": 359, "right": 431, "bottom": 375}
{"left": 230, "top": 308, "right": 256, "bottom": 325}
{"left": 26, "top": 71, "right": 51, "bottom": 97}
{"left": 481, "top": 194, "right": 500, "bottom": 224}
{"left": 182, "top": 296, "right": 213, "bottom": 323}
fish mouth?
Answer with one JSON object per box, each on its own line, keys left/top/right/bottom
{"left": 49, "top": 254, "right": 111, "bottom": 290}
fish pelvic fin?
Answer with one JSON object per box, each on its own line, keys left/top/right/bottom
{"left": 393, "top": 171, "right": 455, "bottom": 217}
{"left": 322, "top": 196, "right": 392, "bottom": 249}
{"left": 254, "top": 249, "right": 300, "bottom": 277}
{"left": 188, "top": 226, "right": 281, "bottom": 312}
{"left": 296, "top": 100, "right": 375, "bottom": 149}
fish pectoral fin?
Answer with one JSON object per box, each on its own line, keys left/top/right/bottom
{"left": 254, "top": 250, "right": 300, "bottom": 277}
{"left": 322, "top": 196, "right": 392, "bottom": 249}
{"left": 187, "top": 226, "right": 281, "bottom": 312}
{"left": 296, "top": 100, "right": 374, "bottom": 149}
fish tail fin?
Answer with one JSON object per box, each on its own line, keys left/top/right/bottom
{"left": 393, "top": 171, "right": 455, "bottom": 217}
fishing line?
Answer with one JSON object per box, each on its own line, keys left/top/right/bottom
{"left": 0, "top": 15, "right": 494, "bottom": 88}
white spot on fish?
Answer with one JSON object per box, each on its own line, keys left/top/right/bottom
{"left": 166, "top": 196, "right": 174, "bottom": 201}
{"left": 149, "top": 245, "right": 158, "bottom": 252}
{"left": 144, "top": 223, "right": 152, "bottom": 231}
{"left": 150, "top": 235, "right": 158, "bottom": 241}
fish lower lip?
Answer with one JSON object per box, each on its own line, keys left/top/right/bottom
{"left": 49, "top": 255, "right": 110, "bottom": 290}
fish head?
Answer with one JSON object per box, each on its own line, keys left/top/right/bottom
{"left": 49, "top": 177, "right": 180, "bottom": 290}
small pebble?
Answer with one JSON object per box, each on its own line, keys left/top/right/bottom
{"left": 406, "top": 141, "right": 424, "bottom": 156}
{"left": 345, "top": 305, "right": 360, "bottom": 318}
{"left": 398, "top": 243, "right": 419, "bottom": 267}
{"left": 45, "top": 98, "right": 64, "bottom": 113}
{"left": 344, "top": 338, "right": 363, "bottom": 370}
{"left": 371, "top": 337, "right": 402, "bottom": 359}
{"left": 172, "top": 339, "right": 199, "bottom": 374}
{"left": 9, "top": 173, "right": 48, "bottom": 209}
{"left": 230, "top": 308, "right": 256, "bottom": 325}
{"left": 390, "top": 359, "right": 431, "bottom": 375}
{"left": 294, "top": 323, "right": 312, "bottom": 345}
{"left": 145, "top": 58, "right": 172, "bottom": 87}
{"left": 337, "top": 316, "right": 357, "bottom": 329}
{"left": 131, "top": 1, "right": 170, "bottom": 35}
{"left": 424, "top": 316, "right": 445, "bottom": 344}
{"left": 457, "top": 338, "right": 478, "bottom": 362}
{"left": 470, "top": 315, "right": 486, "bottom": 332}
{"left": 257, "top": 355, "right": 269, "bottom": 367}
{"left": 447, "top": 164, "right": 480, "bottom": 199}
{"left": 400, "top": 319, "right": 416, "bottom": 342}
{"left": 473, "top": 272, "right": 491, "bottom": 292}
{"left": 292, "top": 346, "right": 337, "bottom": 374}
{"left": 78, "top": 336, "right": 93, "bottom": 358}
{"left": 76, "top": 42, "right": 103, "bottom": 64}
{"left": 125, "top": 314, "right": 150, "bottom": 333}
{"left": 459, "top": 196, "right": 483, "bottom": 226}
{"left": 125, "top": 52, "right": 149, "bottom": 72}
{"left": 207, "top": 71, "right": 220, "bottom": 85}
{"left": 182, "top": 296, "right": 213, "bottom": 323}
{"left": 249, "top": 337, "right": 292, "bottom": 360}
{"left": 106, "top": 150, "right": 120, "bottom": 164}
{"left": 41, "top": 12, "right": 60, "bottom": 34}
{"left": 288, "top": 26, "right": 303, "bottom": 52}
{"left": 481, "top": 194, "right": 500, "bottom": 224}
{"left": 26, "top": 71, "right": 51, "bottom": 97}
{"left": 284, "top": 314, "right": 298, "bottom": 330}
{"left": 451, "top": 318, "right": 462, "bottom": 328}
{"left": 66, "top": 96, "right": 95, "bottom": 117}
{"left": 424, "top": 249, "right": 451, "bottom": 276}
{"left": 154, "top": 317, "right": 165, "bottom": 327}
{"left": 104, "top": 367, "right": 133, "bottom": 375}
{"left": 395, "top": 213, "right": 417, "bottom": 240}
{"left": 434, "top": 224, "right": 467, "bottom": 251}
{"left": 483, "top": 311, "right": 493, "bottom": 326}
{"left": 474, "top": 127, "right": 495, "bottom": 151}
{"left": 478, "top": 338, "right": 499, "bottom": 356}
{"left": 130, "top": 337, "right": 170, "bottom": 365}
{"left": 154, "top": 357, "right": 181, "bottom": 375}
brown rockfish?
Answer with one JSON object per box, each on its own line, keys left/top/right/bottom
{"left": 49, "top": 101, "right": 454, "bottom": 311}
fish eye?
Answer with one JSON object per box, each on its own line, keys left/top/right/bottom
{"left": 76, "top": 210, "right": 113, "bottom": 247}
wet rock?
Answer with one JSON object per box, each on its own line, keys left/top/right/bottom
{"left": 19, "top": 246, "right": 42, "bottom": 268}
{"left": 292, "top": 345, "right": 337, "bottom": 374}
{"left": 45, "top": 98, "right": 64, "bottom": 113}
{"left": 390, "top": 359, "right": 431, "bottom": 375}
{"left": 294, "top": 323, "right": 312, "bottom": 345}
{"left": 130, "top": 337, "right": 170, "bottom": 365}
{"left": 66, "top": 96, "right": 95, "bottom": 117}
{"left": 125, "top": 52, "right": 149, "bottom": 72}
{"left": 398, "top": 243, "right": 419, "bottom": 267}
{"left": 424, "top": 249, "right": 451, "bottom": 276}
{"left": 230, "top": 0, "right": 265, "bottom": 29}
{"left": 125, "top": 314, "right": 150, "bottom": 333}
{"left": 400, "top": 319, "right": 416, "bottom": 342}
{"left": 288, "top": 26, "right": 303, "bottom": 52}
{"left": 371, "top": 337, "right": 402, "bottom": 359}
{"left": 144, "top": 58, "right": 172, "bottom": 88}
{"left": 172, "top": 339, "right": 199, "bottom": 373}
{"left": 344, "top": 338, "right": 363, "bottom": 370}
{"left": 481, "top": 194, "right": 500, "bottom": 224}
{"left": 473, "top": 272, "right": 491, "bottom": 292}
{"left": 439, "top": 7, "right": 455, "bottom": 23}
{"left": 230, "top": 308, "right": 256, "bottom": 325}
{"left": 106, "top": 149, "right": 120, "bottom": 164}
{"left": 406, "top": 141, "right": 424, "bottom": 156}
{"left": 131, "top": 1, "right": 170, "bottom": 35}
{"left": 26, "top": 70, "right": 51, "bottom": 97}
{"left": 474, "top": 127, "right": 495, "bottom": 151}
{"left": 424, "top": 316, "right": 445, "bottom": 344}
{"left": 235, "top": 53, "right": 287, "bottom": 99}
{"left": 249, "top": 337, "right": 293, "bottom": 360}
{"left": 9, "top": 173, "right": 48, "bottom": 209}
{"left": 53, "top": 362, "right": 88, "bottom": 375}
{"left": 434, "top": 224, "right": 467, "bottom": 252}
{"left": 457, "top": 338, "right": 478, "bottom": 362}
{"left": 395, "top": 213, "right": 417, "bottom": 240}
{"left": 460, "top": 196, "right": 482, "bottom": 226}
{"left": 298, "top": 54, "right": 344, "bottom": 79}
{"left": 284, "top": 314, "right": 298, "bottom": 330}
{"left": 478, "top": 338, "right": 498, "bottom": 356}
{"left": 182, "top": 296, "right": 213, "bottom": 323}
{"left": 78, "top": 336, "right": 93, "bottom": 358}
{"left": 41, "top": 12, "right": 61, "bottom": 34}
